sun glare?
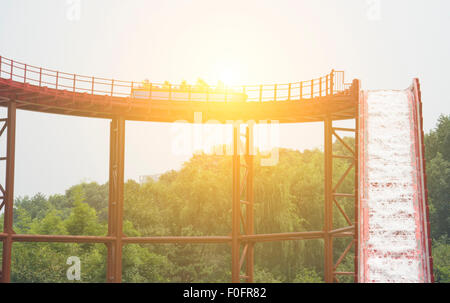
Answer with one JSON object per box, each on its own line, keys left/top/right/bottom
{"left": 218, "top": 68, "right": 235, "bottom": 86}
{"left": 208, "top": 60, "right": 244, "bottom": 87}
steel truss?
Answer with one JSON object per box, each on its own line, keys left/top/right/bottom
{"left": 0, "top": 101, "right": 359, "bottom": 283}
{"left": 324, "top": 117, "right": 359, "bottom": 283}
{"left": 324, "top": 80, "right": 360, "bottom": 283}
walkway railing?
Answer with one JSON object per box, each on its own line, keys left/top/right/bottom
{"left": 0, "top": 56, "right": 351, "bottom": 102}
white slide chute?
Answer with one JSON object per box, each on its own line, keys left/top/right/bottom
{"left": 358, "top": 80, "right": 433, "bottom": 283}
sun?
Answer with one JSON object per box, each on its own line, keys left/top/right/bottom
{"left": 218, "top": 68, "right": 236, "bottom": 86}
{"left": 210, "top": 60, "right": 243, "bottom": 87}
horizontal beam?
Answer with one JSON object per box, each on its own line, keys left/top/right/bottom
{"left": 332, "top": 155, "right": 355, "bottom": 160}
{"left": 333, "top": 232, "right": 355, "bottom": 238}
{"left": 122, "top": 236, "right": 232, "bottom": 244}
{"left": 329, "top": 225, "right": 355, "bottom": 235}
{"left": 332, "top": 127, "right": 356, "bottom": 132}
{"left": 0, "top": 233, "right": 115, "bottom": 243}
{"left": 0, "top": 232, "right": 330, "bottom": 244}
{"left": 333, "top": 193, "right": 355, "bottom": 198}
{"left": 240, "top": 231, "right": 325, "bottom": 242}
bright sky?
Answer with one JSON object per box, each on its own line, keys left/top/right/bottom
{"left": 0, "top": 0, "right": 449, "bottom": 197}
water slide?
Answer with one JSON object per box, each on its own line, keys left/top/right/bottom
{"left": 358, "top": 79, "right": 434, "bottom": 282}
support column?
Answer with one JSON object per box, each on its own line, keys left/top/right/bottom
{"left": 106, "top": 117, "right": 125, "bottom": 283}
{"left": 324, "top": 115, "right": 334, "bottom": 283}
{"left": 244, "top": 125, "right": 254, "bottom": 283}
{"left": 1, "top": 101, "right": 16, "bottom": 283}
{"left": 353, "top": 79, "right": 361, "bottom": 283}
{"left": 231, "top": 124, "right": 255, "bottom": 283}
{"left": 231, "top": 125, "right": 240, "bottom": 282}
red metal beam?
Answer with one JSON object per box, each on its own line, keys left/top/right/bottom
{"left": 353, "top": 79, "right": 361, "bottom": 283}
{"left": 1, "top": 101, "right": 16, "bottom": 283}
{"left": 10, "top": 234, "right": 114, "bottom": 243}
{"left": 413, "top": 79, "right": 434, "bottom": 282}
{"left": 244, "top": 125, "right": 254, "bottom": 282}
{"left": 329, "top": 226, "right": 355, "bottom": 235}
{"left": 324, "top": 115, "right": 333, "bottom": 283}
{"left": 106, "top": 117, "right": 125, "bottom": 283}
{"left": 231, "top": 125, "right": 240, "bottom": 283}
{"left": 240, "top": 231, "right": 325, "bottom": 242}
{"left": 122, "top": 236, "right": 231, "bottom": 244}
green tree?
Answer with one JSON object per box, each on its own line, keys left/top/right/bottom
{"left": 64, "top": 187, "right": 105, "bottom": 236}
{"left": 432, "top": 236, "right": 450, "bottom": 282}
{"left": 425, "top": 115, "right": 450, "bottom": 239}
{"left": 293, "top": 267, "right": 323, "bottom": 283}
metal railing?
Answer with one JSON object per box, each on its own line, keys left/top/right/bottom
{"left": 0, "top": 56, "right": 351, "bottom": 102}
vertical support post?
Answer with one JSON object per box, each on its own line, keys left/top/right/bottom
{"left": 288, "top": 83, "right": 291, "bottom": 101}
{"left": 107, "top": 120, "right": 116, "bottom": 282}
{"left": 259, "top": 85, "right": 263, "bottom": 102}
{"left": 300, "top": 82, "right": 303, "bottom": 100}
{"left": 231, "top": 125, "right": 240, "bottom": 282}
{"left": 353, "top": 80, "right": 360, "bottom": 283}
{"left": 1, "top": 101, "right": 16, "bottom": 283}
{"left": 324, "top": 115, "right": 334, "bottom": 283}
{"left": 106, "top": 117, "right": 125, "bottom": 283}
{"left": 326, "top": 75, "right": 329, "bottom": 96}
{"left": 274, "top": 84, "right": 277, "bottom": 101}
{"left": 245, "top": 125, "right": 254, "bottom": 282}
{"left": 149, "top": 83, "right": 153, "bottom": 100}
{"left": 330, "top": 70, "right": 334, "bottom": 95}
{"left": 188, "top": 85, "right": 191, "bottom": 102}
{"left": 111, "top": 79, "right": 114, "bottom": 97}
{"left": 319, "top": 77, "right": 322, "bottom": 97}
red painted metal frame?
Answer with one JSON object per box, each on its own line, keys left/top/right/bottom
{"left": 107, "top": 117, "right": 125, "bottom": 282}
{"left": 0, "top": 114, "right": 358, "bottom": 283}
{"left": 0, "top": 56, "right": 360, "bottom": 283}
{"left": 410, "top": 79, "right": 434, "bottom": 282}
{"left": 231, "top": 124, "right": 255, "bottom": 282}
{"left": 324, "top": 79, "right": 360, "bottom": 283}
{"left": 0, "top": 101, "right": 16, "bottom": 282}
{"left": 0, "top": 56, "right": 357, "bottom": 124}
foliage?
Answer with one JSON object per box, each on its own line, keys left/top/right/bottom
{"left": 432, "top": 236, "right": 450, "bottom": 283}
{"left": 425, "top": 115, "right": 450, "bottom": 240}
{"left": 293, "top": 267, "right": 323, "bottom": 283}
{"left": 424, "top": 115, "right": 450, "bottom": 282}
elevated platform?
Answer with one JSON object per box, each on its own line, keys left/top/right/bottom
{"left": 0, "top": 56, "right": 357, "bottom": 123}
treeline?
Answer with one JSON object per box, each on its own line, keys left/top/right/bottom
{"left": 424, "top": 115, "right": 450, "bottom": 282}
{"left": 0, "top": 115, "right": 448, "bottom": 282}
